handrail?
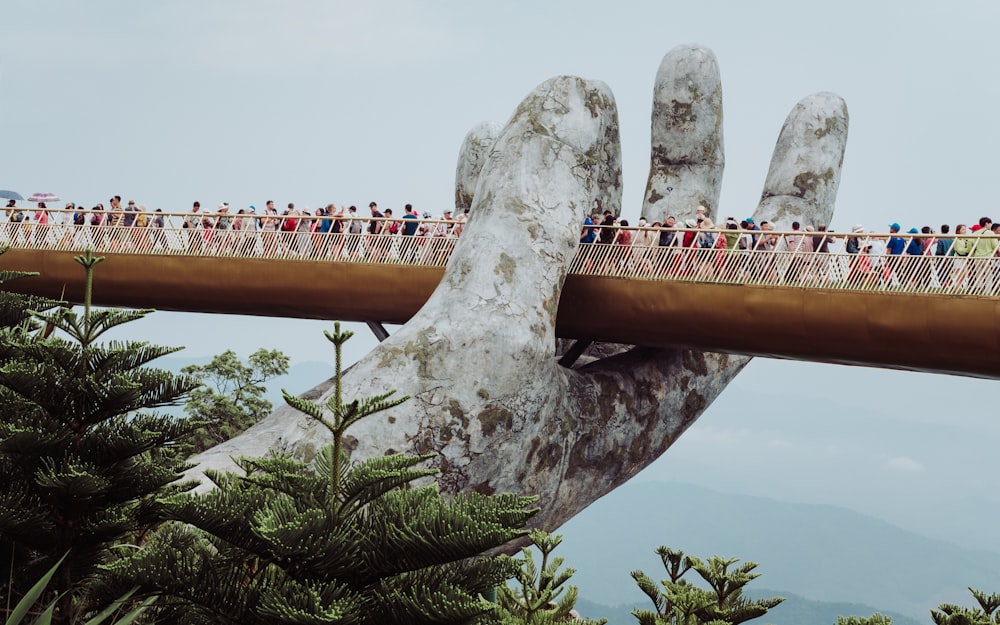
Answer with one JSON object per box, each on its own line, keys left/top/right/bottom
{"left": 2, "top": 217, "right": 999, "bottom": 298}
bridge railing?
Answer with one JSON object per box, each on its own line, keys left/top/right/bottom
{"left": 2, "top": 214, "right": 998, "bottom": 298}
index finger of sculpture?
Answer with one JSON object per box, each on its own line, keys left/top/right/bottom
{"left": 643, "top": 44, "right": 724, "bottom": 223}
{"left": 330, "top": 75, "right": 622, "bottom": 491}
{"left": 432, "top": 75, "right": 621, "bottom": 346}
{"left": 454, "top": 121, "right": 503, "bottom": 211}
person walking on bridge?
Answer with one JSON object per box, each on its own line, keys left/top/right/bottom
{"left": 883, "top": 222, "right": 905, "bottom": 286}
{"left": 184, "top": 201, "right": 203, "bottom": 253}
{"left": 970, "top": 218, "right": 998, "bottom": 291}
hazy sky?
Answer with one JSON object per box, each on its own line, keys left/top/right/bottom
{"left": 4, "top": 1, "right": 999, "bottom": 549}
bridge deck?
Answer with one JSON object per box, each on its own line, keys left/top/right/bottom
{"left": 3, "top": 245, "right": 998, "bottom": 380}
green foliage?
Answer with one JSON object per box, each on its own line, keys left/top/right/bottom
{"left": 0, "top": 248, "right": 61, "bottom": 332}
{"left": 836, "top": 614, "right": 894, "bottom": 625}
{"left": 180, "top": 348, "right": 289, "bottom": 454}
{"left": 3, "top": 554, "right": 155, "bottom": 625}
{"left": 111, "top": 321, "right": 539, "bottom": 624}
{"left": 931, "top": 588, "right": 1000, "bottom": 625}
{"left": 0, "top": 251, "right": 198, "bottom": 624}
{"left": 496, "top": 529, "right": 607, "bottom": 625}
{"left": 631, "top": 547, "right": 783, "bottom": 625}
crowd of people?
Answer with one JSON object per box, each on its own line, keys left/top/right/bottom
{"left": 4, "top": 196, "right": 1000, "bottom": 289}
{"left": 2, "top": 197, "right": 471, "bottom": 260}
{"left": 578, "top": 208, "right": 1000, "bottom": 289}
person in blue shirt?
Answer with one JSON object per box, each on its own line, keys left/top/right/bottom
{"left": 580, "top": 215, "right": 597, "bottom": 244}
{"left": 904, "top": 227, "right": 922, "bottom": 256}
{"left": 402, "top": 204, "right": 419, "bottom": 236}
{"left": 883, "top": 222, "right": 905, "bottom": 286}
{"left": 400, "top": 204, "right": 421, "bottom": 261}
{"left": 886, "top": 222, "right": 906, "bottom": 255}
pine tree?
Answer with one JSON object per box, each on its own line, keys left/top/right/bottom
{"left": 631, "top": 547, "right": 784, "bottom": 625}
{"left": 111, "top": 321, "right": 539, "bottom": 625}
{"left": 0, "top": 247, "right": 60, "bottom": 330}
{"left": 0, "top": 250, "right": 198, "bottom": 624}
{"left": 931, "top": 588, "right": 1000, "bottom": 625}
{"left": 496, "top": 529, "right": 607, "bottom": 625}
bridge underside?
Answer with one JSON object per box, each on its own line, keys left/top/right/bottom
{"left": 3, "top": 249, "right": 999, "bottom": 380}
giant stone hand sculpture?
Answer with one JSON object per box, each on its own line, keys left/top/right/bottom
{"left": 192, "top": 44, "right": 848, "bottom": 531}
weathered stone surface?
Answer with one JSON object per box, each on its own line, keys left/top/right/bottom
{"left": 454, "top": 121, "right": 503, "bottom": 210}
{"left": 643, "top": 44, "right": 724, "bottom": 223}
{"left": 756, "top": 92, "right": 849, "bottom": 229}
{"left": 191, "top": 49, "right": 848, "bottom": 534}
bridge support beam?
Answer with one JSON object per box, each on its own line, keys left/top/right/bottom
{"left": 366, "top": 321, "right": 390, "bottom": 343}
{"left": 558, "top": 339, "right": 592, "bottom": 368}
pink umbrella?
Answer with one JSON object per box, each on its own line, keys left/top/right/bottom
{"left": 27, "top": 192, "right": 60, "bottom": 203}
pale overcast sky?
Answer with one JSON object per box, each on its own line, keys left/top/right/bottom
{"left": 4, "top": 1, "right": 999, "bottom": 549}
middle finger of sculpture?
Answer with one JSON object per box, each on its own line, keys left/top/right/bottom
{"left": 194, "top": 44, "right": 848, "bottom": 532}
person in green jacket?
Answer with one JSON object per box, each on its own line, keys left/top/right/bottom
{"left": 969, "top": 218, "right": 998, "bottom": 291}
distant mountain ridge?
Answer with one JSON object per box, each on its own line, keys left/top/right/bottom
{"left": 555, "top": 481, "right": 999, "bottom": 621}
{"left": 574, "top": 592, "right": 926, "bottom": 625}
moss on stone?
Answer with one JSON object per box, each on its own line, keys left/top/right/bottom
{"left": 669, "top": 99, "right": 697, "bottom": 126}
{"left": 680, "top": 389, "right": 707, "bottom": 423}
{"left": 793, "top": 168, "right": 835, "bottom": 197}
{"left": 682, "top": 350, "right": 709, "bottom": 376}
{"left": 439, "top": 425, "right": 453, "bottom": 442}
{"left": 470, "top": 480, "right": 496, "bottom": 495}
{"left": 377, "top": 346, "right": 405, "bottom": 369}
{"left": 477, "top": 406, "right": 513, "bottom": 437}
{"left": 448, "top": 399, "right": 464, "bottom": 422}
{"left": 414, "top": 429, "right": 435, "bottom": 454}
{"left": 495, "top": 252, "right": 517, "bottom": 282}
{"left": 534, "top": 440, "right": 563, "bottom": 473}
{"left": 297, "top": 441, "right": 318, "bottom": 464}
{"left": 401, "top": 329, "right": 436, "bottom": 378}
{"left": 814, "top": 116, "right": 839, "bottom": 139}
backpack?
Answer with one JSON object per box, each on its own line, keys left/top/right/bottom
{"left": 10, "top": 210, "right": 24, "bottom": 223}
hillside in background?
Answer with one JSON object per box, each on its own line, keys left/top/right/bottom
{"left": 574, "top": 593, "right": 926, "bottom": 625}
{"left": 556, "top": 481, "right": 999, "bottom": 620}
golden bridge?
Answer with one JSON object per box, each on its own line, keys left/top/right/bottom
{"left": 2, "top": 215, "right": 998, "bottom": 380}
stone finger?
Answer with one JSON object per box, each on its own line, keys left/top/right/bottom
{"left": 643, "top": 44, "right": 724, "bottom": 224}
{"left": 454, "top": 121, "right": 503, "bottom": 211}
{"left": 755, "top": 92, "right": 849, "bottom": 228}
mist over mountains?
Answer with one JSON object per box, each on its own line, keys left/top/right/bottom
{"left": 556, "top": 481, "right": 999, "bottom": 621}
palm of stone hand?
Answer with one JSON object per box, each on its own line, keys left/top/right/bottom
{"left": 193, "top": 44, "right": 848, "bottom": 531}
